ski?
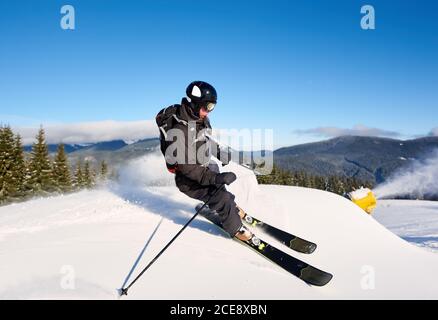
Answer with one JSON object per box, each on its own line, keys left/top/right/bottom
{"left": 237, "top": 235, "right": 333, "bottom": 286}
{"left": 196, "top": 204, "right": 317, "bottom": 254}
{"left": 195, "top": 204, "right": 333, "bottom": 286}
{"left": 240, "top": 212, "right": 317, "bottom": 254}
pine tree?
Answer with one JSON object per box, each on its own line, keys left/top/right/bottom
{"left": 27, "top": 127, "right": 54, "bottom": 194}
{"left": 351, "top": 177, "right": 360, "bottom": 190}
{"left": 83, "top": 160, "right": 95, "bottom": 189}
{"left": 297, "top": 171, "right": 306, "bottom": 187}
{"left": 279, "top": 168, "right": 292, "bottom": 185}
{"left": 99, "top": 160, "right": 108, "bottom": 180}
{"left": 0, "top": 126, "right": 20, "bottom": 203}
{"left": 12, "top": 134, "right": 26, "bottom": 198}
{"left": 52, "top": 144, "right": 72, "bottom": 192}
{"left": 73, "top": 160, "right": 84, "bottom": 189}
{"left": 256, "top": 163, "right": 374, "bottom": 195}
{"left": 304, "top": 173, "right": 313, "bottom": 188}
{"left": 256, "top": 164, "right": 274, "bottom": 184}
{"left": 312, "top": 175, "right": 321, "bottom": 190}
{"left": 326, "top": 176, "right": 335, "bottom": 193}
{"left": 274, "top": 165, "right": 282, "bottom": 184}
{"left": 292, "top": 171, "right": 301, "bottom": 186}
{"left": 0, "top": 127, "right": 9, "bottom": 202}
{"left": 336, "top": 176, "right": 346, "bottom": 195}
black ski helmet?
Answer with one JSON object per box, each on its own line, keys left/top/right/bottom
{"left": 186, "top": 81, "right": 217, "bottom": 113}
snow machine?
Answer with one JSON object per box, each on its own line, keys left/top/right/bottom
{"left": 347, "top": 187, "right": 377, "bottom": 214}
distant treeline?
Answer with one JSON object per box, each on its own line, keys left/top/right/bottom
{"left": 257, "top": 164, "right": 374, "bottom": 196}
{"left": 0, "top": 126, "right": 111, "bottom": 206}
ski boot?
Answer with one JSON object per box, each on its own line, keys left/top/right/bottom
{"left": 234, "top": 224, "right": 253, "bottom": 242}
{"left": 237, "top": 206, "right": 246, "bottom": 219}
{"left": 237, "top": 206, "right": 256, "bottom": 226}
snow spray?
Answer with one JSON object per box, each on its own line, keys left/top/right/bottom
{"left": 373, "top": 149, "right": 438, "bottom": 199}
{"left": 117, "top": 152, "right": 175, "bottom": 187}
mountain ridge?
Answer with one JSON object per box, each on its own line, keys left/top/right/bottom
{"left": 23, "top": 135, "right": 438, "bottom": 183}
{"left": 274, "top": 135, "right": 438, "bottom": 183}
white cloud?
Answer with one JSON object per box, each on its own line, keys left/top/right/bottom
{"left": 13, "top": 120, "right": 158, "bottom": 145}
{"left": 294, "top": 124, "right": 401, "bottom": 139}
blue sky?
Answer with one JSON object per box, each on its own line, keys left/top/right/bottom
{"left": 0, "top": 0, "right": 437, "bottom": 147}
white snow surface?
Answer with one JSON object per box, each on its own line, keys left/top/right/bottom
{"left": 374, "top": 200, "right": 438, "bottom": 253}
{"left": 1, "top": 157, "right": 438, "bottom": 299}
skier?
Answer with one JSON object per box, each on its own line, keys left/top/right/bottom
{"left": 119, "top": 83, "right": 332, "bottom": 296}
{"left": 155, "top": 81, "right": 252, "bottom": 241}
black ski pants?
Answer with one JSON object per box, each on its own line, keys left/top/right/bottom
{"left": 175, "top": 163, "right": 242, "bottom": 237}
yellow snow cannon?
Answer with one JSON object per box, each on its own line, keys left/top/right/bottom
{"left": 347, "top": 187, "right": 377, "bottom": 214}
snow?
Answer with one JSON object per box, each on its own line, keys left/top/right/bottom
{"left": 374, "top": 200, "right": 438, "bottom": 253}
{"left": 374, "top": 149, "right": 438, "bottom": 200}
{"left": 349, "top": 187, "right": 371, "bottom": 200}
{"left": 122, "top": 139, "right": 139, "bottom": 145}
{"left": 1, "top": 154, "right": 438, "bottom": 299}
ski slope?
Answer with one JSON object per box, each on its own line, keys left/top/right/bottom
{"left": 374, "top": 200, "right": 438, "bottom": 253}
{"left": 1, "top": 156, "right": 438, "bottom": 299}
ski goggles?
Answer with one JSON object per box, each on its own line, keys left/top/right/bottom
{"left": 205, "top": 102, "right": 216, "bottom": 112}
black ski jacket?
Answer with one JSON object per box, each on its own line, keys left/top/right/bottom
{"left": 169, "top": 98, "right": 223, "bottom": 192}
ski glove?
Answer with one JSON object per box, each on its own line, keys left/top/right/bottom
{"left": 215, "top": 172, "right": 237, "bottom": 185}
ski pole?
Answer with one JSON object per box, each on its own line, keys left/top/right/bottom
{"left": 119, "top": 184, "right": 225, "bottom": 296}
